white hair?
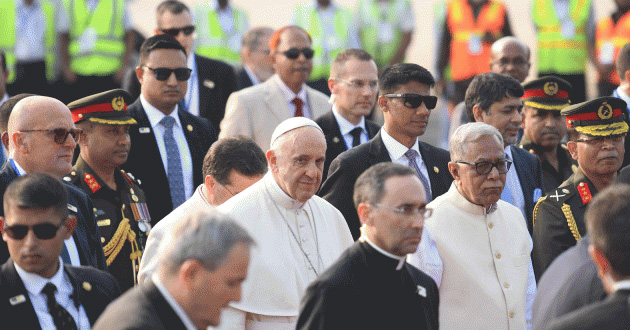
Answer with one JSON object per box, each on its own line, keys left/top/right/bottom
{"left": 450, "top": 122, "right": 503, "bottom": 161}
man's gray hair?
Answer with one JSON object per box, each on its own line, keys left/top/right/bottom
{"left": 242, "top": 26, "right": 273, "bottom": 50}
{"left": 450, "top": 122, "right": 503, "bottom": 161}
{"left": 161, "top": 210, "right": 254, "bottom": 275}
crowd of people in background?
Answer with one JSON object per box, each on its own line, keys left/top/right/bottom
{"left": 0, "top": 0, "right": 630, "bottom": 329}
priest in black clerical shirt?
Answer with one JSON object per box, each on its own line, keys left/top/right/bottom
{"left": 296, "top": 163, "right": 439, "bottom": 330}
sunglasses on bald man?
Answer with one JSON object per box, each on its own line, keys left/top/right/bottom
{"left": 19, "top": 128, "right": 82, "bottom": 144}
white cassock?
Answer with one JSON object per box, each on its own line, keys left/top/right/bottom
{"left": 214, "top": 173, "right": 353, "bottom": 330}
{"left": 408, "top": 183, "right": 536, "bottom": 330}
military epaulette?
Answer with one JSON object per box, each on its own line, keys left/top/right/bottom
{"left": 84, "top": 173, "right": 101, "bottom": 193}
{"left": 546, "top": 186, "right": 574, "bottom": 204}
{"left": 577, "top": 181, "right": 593, "bottom": 205}
{"left": 63, "top": 170, "right": 79, "bottom": 184}
{"left": 121, "top": 170, "right": 140, "bottom": 186}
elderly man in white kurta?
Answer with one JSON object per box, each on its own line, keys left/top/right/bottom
{"left": 408, "top": 122, "right": 536, "bottom": 330}
{"left": 215, "top": 117, "right": 353, "bottom": 330}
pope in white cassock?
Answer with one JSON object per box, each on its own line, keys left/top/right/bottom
{"left": 408, "top": 122, "right": 536, "bottom": 330}
{"left": 214, "top": 117, "right": 353, "bottom": 330}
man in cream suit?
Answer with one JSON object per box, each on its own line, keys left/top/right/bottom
{"left": 219, "top": 26, "right": 330, "bottom": 150}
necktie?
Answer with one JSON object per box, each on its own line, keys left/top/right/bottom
{"left": 349, "top": 127, "right": 363, "bottom": 148}
{"left": 404, "top": 149, "right": 432, "bottom": 201}
{"left": 501, "top": 153, "right": 513, "bottom": 205}
{"left": 42, "top": 283, "right": 78, "bottom": 330}
{"left": 160, "top": 116, "right": 185, "bottom": 208}
{"left": 292, "top": 97, "right": 303, "bottom": 117}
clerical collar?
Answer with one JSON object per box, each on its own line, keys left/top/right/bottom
{"left": 362, "top": 237, "right": 406, "bottom": 270}
{"left": 152, "top": 274, "right": 197, "bottom": 330}
{"left": 263, "top": 172, "right": 306, "bottom": 209}
{"left": 450, "top": 182, "right": 498, "bottom": 216}
{"left": 613, "top": 279, "right": 630, "bottom": 292}
{"left": 15, "top": 257, "right": 65, "bottom": 297}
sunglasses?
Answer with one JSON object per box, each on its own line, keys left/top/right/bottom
{"left": 19, "top": 128, "right": 82, "bottom": 144}
{"left": 281, "top": 48, "right": 314, "bottom": 59}
{"left": 4, "top": 222, "right": 65, "bottom": 240}
{"left": 160, "top": 25, "right": 195, "bottom": 36}
{"left": 144, "top": 66, "right": 192, "bottom": 81}
{"left": 384, "top": 93, "right": 438, "bottom": 110}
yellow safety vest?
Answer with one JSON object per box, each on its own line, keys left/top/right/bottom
{"left": 194, "top": 4, "right": 248, "bottom": 66}
{"left": 293, "top": 4, "right": 353, "bottom": 81}
{"left": 63, "top": 0, "right": 125, "bottom": 76}
{"left": 0, "top": 0, "right": 56, "bottom": 83}
{"left": 533, "top": 0, "right": 590, "bottom": 74}
{"left": 357, "top": 0, "right": 409, "bottom": 68}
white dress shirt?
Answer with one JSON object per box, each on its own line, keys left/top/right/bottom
{"left": 183, "top": 54, "right": 200, "bottom": 117}
{"left": 243, "top": 65, "right": 261, "bottom": 86}
{"left": 273, "top": 74, "right": 312, "bottom": 118}
{"left": 140, "top": 96, "right": 194, "bottom": 201}
{"left": 152, "top": 275, "right": 197, "bottom": 330}
{"left": 503, "top": 146, "right": 526, "bottom": 220}
{"left": 15, "top": 260, "right": 90, "bottom": 330}
{"left": 380, "top": 128, "right": 432, "bottom": 195}
{"left": 332, "top": 105, "right": 368, "bottom": 149}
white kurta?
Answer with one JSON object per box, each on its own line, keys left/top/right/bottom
{"left": 215, "top": 173, "right": 353, "bottom": 329}
{"left": 408, "top": 183, "right": 535, "bottom": 330}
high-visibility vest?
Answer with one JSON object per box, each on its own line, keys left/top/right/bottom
{"left": 533, "top": 0, "right": 590, "bottom": 74}
{"left": 596, "top": 11, "right": 630, "bottom": 85}
{"left": 447, "top": 0, "right": 506, "bottom": 82}
{"left": 195, "top": 4, "right": 248, "bottom": 66}
{"left": 0, "top": 0, "right": 56, "bottom": 83}
{"left": 293, "top": 4, "right": 353, "bottom": 81}
{"left": 63, "top": 0, "right": 125, "bottom": 76}
{"left": 357, "top": 0, "right": 409, "bottom": 68}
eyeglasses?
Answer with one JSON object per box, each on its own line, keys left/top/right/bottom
{"left": 575, "top": 135, "right": 625, "bottom": 146}
{"left": 456, "top": 159, "right": 512, "bottom": 175}
{"left": 160, "top": 25, "right": 195, "bottom": 36}
{"left": 374, "top": 204, "right": 433, "bottom": 218}
{"left": 336, "top": 79, "right": 378, "bottom": 91}
{"left": 383, "top": 93, "right": 438, "bottom": 110}
{"left": 143, "top": 66, "right": 192, "bottom": 81}
{"left": 19, "top": 128, "right": 82, "bottom": 144}
{"left": 280, "top": 47, "right": 315, "bottom": 59}
{"left": 4, "top": 222, "right": 65, "bottom": 240}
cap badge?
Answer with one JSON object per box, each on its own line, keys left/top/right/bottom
{"left": 111, "top": 96, "right": 125, "bottom": 111}
{"left": 597, "top": 102, "right": 613, "bottom": 120}
{"left": 543, "top": 82, "right": 558, "bottom": 96}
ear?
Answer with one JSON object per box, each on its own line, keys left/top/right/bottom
{"left": 266, "top": 149, "right": 277, "bottom": 173}
{"left": 624, "top": 69, "right": 630, "bottom": 83}
{"left": 589, "top": 244, "right": 614, "bottom": 293}
{"left": 0, "top": 217, "right": 6, "bottom": 243}
{"left": 357, "top": 203, "right": 372, "bottom": 226}
{"left": 1, "top": 132, "right": 8, "bottom": 150}
{"left": 377, "top": 95, "right": 388, "bottom": 112}
{"left": 472, "top": 104, "right": 485, "bottom": 122}
{"left": 154, "top": 28, "right": 162, "bottom": 35}
{"left": 448, "top": 162, "right": 460, "bottom": 181}
{"left": 11, "top": 131, "right": 26, "bottom": 152}
{"left": 63, "top": 216, "right": 76, "bottom": 239}
{"left": 328, "top": 78, "right": 336, "bottom": 94}
{"left": 204, "top": 175, "right": 216, "bottom": 200}
{"left": 567, "top": 141, "right": 578, "bottom": 161}
{"left": 135, "top": 66, "right": 144, "bottom": 84}
{"left": 179, "top": 259, "right": 203, "bottom": 287}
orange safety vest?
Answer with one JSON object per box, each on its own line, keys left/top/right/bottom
{"left": 596, "top": 11, "right": 630, "bottom": 85}
{"left": 447, "top": 0, "right": 506, "bottom": 82}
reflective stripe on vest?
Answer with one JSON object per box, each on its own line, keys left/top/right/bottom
{"left": 533, "top": 0, "right": 590, "bottom": 74}
{"left": 358, "top": 0, "right": 408, "bottom": 68}
{"left": 294, "top": 4, "right": 352, "bottom": 80}
{"left": 596, "top": 12, "right": 630, "bottom": 84}
{"left": 0, "top": 0, "right": 56, "bottom": 82}
{"left": 447, "top": 0, "right": 505, "bottom": 81}
{"left": 65, "top": 0, "right": 125, "bottom": 76}
{"left": 194, "top": 4, "right": 247, "bottom": 66}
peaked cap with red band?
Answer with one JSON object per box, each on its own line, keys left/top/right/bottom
{"left": 561, "top": 96, "right": 628, "bottom": 137}
{"left": 522, "top": 76, "right": 572, "bottom": 111}
{"left": 67, "top": 89, "right": 137, "bottom": 125}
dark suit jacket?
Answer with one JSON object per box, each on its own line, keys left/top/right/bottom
{"left": 0, "top": 259, "right": 120, "bottom": 329}
{"left": 123, "top": 54, "right": 235, "bottom": 133}
{"left": 0, "top": 163, "right": 107, "bottom": 270}
{"left": 297, "top": 241, "right": 439, "bottom": 330}
{"left": 319, "top": 132, "right": 452, "bottom": 239}
{"left": 123, "top": 99, "right": 216, "bottom": 223}
{"left": 315, "top": 111, "right": 381, "bottom": 181}
{"left": 510, "top": 145, "right": 544, "bottom": 234}
{"left": 532, "top": 236, "right": 606, "bottom": 330}
{"left": 548, "top": 289, "right": 630, "bottom": 330}
{"left": 93, "top": 279, "right": 188, "bottom": 330}
{"left": 235, "top": 67, "right": 253, "bottom": 91}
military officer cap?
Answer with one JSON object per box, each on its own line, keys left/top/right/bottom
{"left": 68, "top": 89, "right": 137, "bottom": 125}
{"left": 561, "top": 96, "right": 629, "bottom": 137}
{"left": 522, "top": 76, "right": 572, "bottom": 111}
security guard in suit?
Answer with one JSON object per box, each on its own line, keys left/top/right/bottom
{"left": 65, "top": 89, "right": 151, "bottom": 291}
{"left": 519, "top": 76, "right": 576, "bottom": 194}
{"left": 533, "top": 96, "right": 627, "bottom": 279}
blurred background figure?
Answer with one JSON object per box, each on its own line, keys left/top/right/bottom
{"left": 236, "top": 26, "right": 274, "bottom": 90}
{"left": 195, "top": 0, "right": 249, "bottom": 67}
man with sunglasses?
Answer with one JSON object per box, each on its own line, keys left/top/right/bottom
{"left": 0, "top": 95, "right": 107, "bottom": 271}
{"left": 122, "top": 0, "right": 237, "bottom": 134}
{"left": 409, "top": 122, "right": 536, "bottom": 330}
{"left": 0, "top": 173, "right": 120, "bottom": 330}
{"left": 320, "top": 63, "right": 452, "bottom": 240}
{"left": 220, "top": 25, "right": 330, "bottom": 150}
{"left": 124, "top": 34, "right": 216, "bottom": 224}
{"left": 533, "top": 96, "right": 627, "bottom": 279}
{"left": 297, "top": 163, "right": 439, "bottom": 330}
{"left": 466, "top": 72, "right": 543, "bottom": 235}
{"left": 315, "top": 49, "right": 381, "bottom": 181}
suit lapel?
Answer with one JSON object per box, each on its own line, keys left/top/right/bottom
{"left": 419, "top": 142, "right": 443, "bottom": 198}
{"left": 323, "top": 113, "right": 348, "bottom": 154}
{"left": 366, "top": 120, "right": 380, "bottom": 139}
{"left": 130, "top": 101, "right": 169, "bottom": 181}
{"left": 262, "top": 79, "right": 290, "bottom": 122}
{"left": 0, "top": 261, "right": 41, "bottom": 329}
{"left": 195, "top": 55, "right": 214, "bottom": 119}
{"left": 510, "top": 146, "right": 534, "bottom": 206}
{"left": 368, "top": 132, "right": 393, "bottom": 164}
{"left": 143, "top": 280, "right": 189, "bottom": 330}
{"left": 305, "top": 87, "right": 329, "bottom": 119}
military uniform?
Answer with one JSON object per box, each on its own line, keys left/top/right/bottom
{"left": 520, "top": 138, "right": 576, "bottom": 194}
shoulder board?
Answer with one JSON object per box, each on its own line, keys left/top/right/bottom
{"left": 120, "top": 170, "right": 140, "bottom": 186}
{"left": 576, "top": 181, "right": 593, "bottom": 205}
{"left": 545, "top": 185, "right": 574, "bottom": 204}
{"left": 84, "top": 173, "right": 101, "bottom": 193}
{"left": 63, "top": 170, "right": 79, "bottom": 184}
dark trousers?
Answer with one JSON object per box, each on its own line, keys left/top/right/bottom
{"left": 539, "top": 72, "right": 587, "bottom": 103}
{"left": 6, "top": 60, "right": 48, "bottom": 96}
